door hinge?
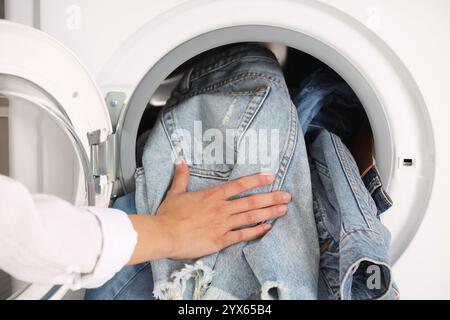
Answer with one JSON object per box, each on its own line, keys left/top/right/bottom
{"left": 87, "top": 129, "right": 121, "bottom": 198}
{"left": 86, "top": 92, "right": 127, "bottom": 201}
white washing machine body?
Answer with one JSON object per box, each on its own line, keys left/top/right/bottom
{"left": 1, "top": 0, "right": 449, "bottom": 299}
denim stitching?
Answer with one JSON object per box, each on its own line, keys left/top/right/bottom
{"left": 313, "top": 194, "right": 339, "bottom": 244}
{"left": 331, "top": 134, "right": 374, "bottom": 231}
{"left": 190, "top": 48, "right": 275, "bottom": 78}
{"left": 362, "top": 169, "right": 393, "bottom": 210}
{"left": 340, "top": 228, "right": 380, "bottom": 243}
{"left": 375, "top": 186, "right": 393, "bottom": 206}
{"left": 161, "top": 108, "right": 183, "bottom": 163}
{"left": 162, "top": 86, "right": 270, "bottom": 180}
{"left": 190, "top": 55, "right": 280, "bottom": 82}
{"left": 189, "top": 45, "right": 277, "bottom": 80}
{"left": 365, "top": 174, "right": 383, "bottom": 195}
{"left": 379, "top": 190, "right": 393, "bottom": 207}
{"left": 192, "top": 44, "right": 270, "bottom": 68}
{"left": 181, "top": 72, "right": 286, "bottom": 100}
{"left": 189, "top": 87, "right": 269, "bottom": 179}
{"left": 111, "top": 262, "right": 152, "bottom": 300}
{"left": 189, "top": 170, "right": 229, "bottom": 180}
{"left": 368, "top": 181, "right": 393, "bottom": 207}
{"left": 236, "top": 87, "right": 270, "bottom": 146}
{"left": 319, "top": 262, "right": 340, "bottom": 299}
{"left": 271, "top": 100, "right": 298, "bottom": 191}
{"left": 314, "top": 160, "right": 332, "bottom": 180}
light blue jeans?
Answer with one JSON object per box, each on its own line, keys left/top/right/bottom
{"left": 135, "top": 44, "right": 319, "bottom": 300}
{"left": 87, "top": 47, "right": 396, "bottom": 301}
{"left": 307, "top": 129, "right": 398, "bottom": 299}
{"left": 294, "top": 66, "right": 397, "bottom": 299}
{"left": 293, "top": 67, "right": 392, "bottom": 215}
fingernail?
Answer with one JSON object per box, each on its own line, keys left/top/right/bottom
{"left": 263, "top": 224, "right": 272, "bottom": 230}
{"left": 278, "top": 205, "right": 288, "bottom": 213}
{"left": 175, "top": 159, "right": 184, "bottom": 166}
{"left": 260, "top": 173, "right": 275, "bottom": 183}
{"left": 282, "top": 193, "right": 291, "bottom": 202}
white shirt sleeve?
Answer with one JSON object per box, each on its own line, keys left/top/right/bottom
{"left": 0, "top": 175, "right": 137, "bottom": 289}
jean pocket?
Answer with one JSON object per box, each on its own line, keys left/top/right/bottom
{"left": 162, "top": 86, "right": 270, "bottom": 180}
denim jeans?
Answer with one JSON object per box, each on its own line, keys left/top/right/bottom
{"left": 134, "top": 44, "right": 319, "bottom": 300}
{"left": 84, "top": 192, "right": 155, "bottom": 300}
{"left": 87, "top": 46, "right": 396, "bottom": 300}
{"left": 307, "top": 129, "right": 398, "bottom": 300}
{"left": 293, "top": 67, "right": 392, "bottom": 214}
{"left": 294, "top": 66, "right": 397, "bottom": 299}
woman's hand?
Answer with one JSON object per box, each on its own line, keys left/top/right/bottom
{"left": 155, "top": 161, "right": 291, "bottom": 260}
{"left": 127, "top": 161, "right": 290, "bottom": 264}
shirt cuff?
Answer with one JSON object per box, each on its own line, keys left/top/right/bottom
{"left": 76, "top": 207, "right": 137, "bottom": 289}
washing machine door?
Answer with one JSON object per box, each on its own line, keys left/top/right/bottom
{"left": 0, "top": 20, "right": 113, "bottom": 299}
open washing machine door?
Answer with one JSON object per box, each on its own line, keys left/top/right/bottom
{"left": 0, "top": 20, "right": 114, "bottom": 299}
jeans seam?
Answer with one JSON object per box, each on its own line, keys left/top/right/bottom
{"left": 162, "top": 86, "right": 271, "bottom": 180}
{"left": 320, "top": 267, "right": 340, "bottom": 299}
{"left": 188, "top": 44, "right": 276, "bottom": 80}
{"left": 271, "top": 100, "right": 298, "bottom": 191}
{"left": 235, "top": 86, "right": 271, "bottom": 148}
{"left": 111, "top": 262, "right": 152, "bottom": 300}
{"left": 314, "top": 197, "right": 339, "bottom": 244}
{"left": 314, "top": 160, "right": 332, "bottom": 180}
{"left": 190, "top": 55, "right": 279, "bottom": 82}
{"left": 376, "top": 188, "right": 394, "bottom": 206}
{"left": 340, "top": 227, "right": 380, "bottom": 242}
{"left": 364, "top": 177, "right": 377, "bottom": 194}
{"left": 331, "top": 134, "right": 374, "bottom": 230}
{"left": 189, "top": 169, "right": 229, "bottom": 180}
{"left": 181, "top": 72, "right": 286, "bottom": 99}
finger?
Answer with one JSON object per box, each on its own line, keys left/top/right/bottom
{"left": 167, "top": 160, "right": 190, "bottom": 196}
{"left": 210, "top": 173, "right": 275, "bottom": 200}
{"left": 223, "top": 223, "right": 272, "bottom": 247}
{"left": 224, "top": 191, "right": 291, "bottom": 214}
{"left": 228, "top": 205, "right": 287, "bottom": 229}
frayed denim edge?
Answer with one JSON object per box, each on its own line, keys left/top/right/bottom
{"left": 152, "top": 261, "right": 214, "bottom": 300}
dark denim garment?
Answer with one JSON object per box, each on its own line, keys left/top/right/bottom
{"left": 361, "top": 166, "right": 393, "bottom": 215}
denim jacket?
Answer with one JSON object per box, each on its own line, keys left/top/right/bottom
{"left": 135, "top": 44, "right": 319, "bottom": 299}
{"left": 293, "top": 67, "right": 393, "bottom": 215}
{"left": 307, "top": 129, "right": 397, "bottom": 299}
{"left": 293, "top": 66, "right": 397, "bottom": 299}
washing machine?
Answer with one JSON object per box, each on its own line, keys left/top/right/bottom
{"left": 0, "top": 0, "right": 449, "bottom": 300}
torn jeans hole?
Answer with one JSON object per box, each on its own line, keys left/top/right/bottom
{"left": 261, "top": 280, "right": 291, "bottom": 300}
{"left": 153, "top": 261, "right": 214, "bottom": 300}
